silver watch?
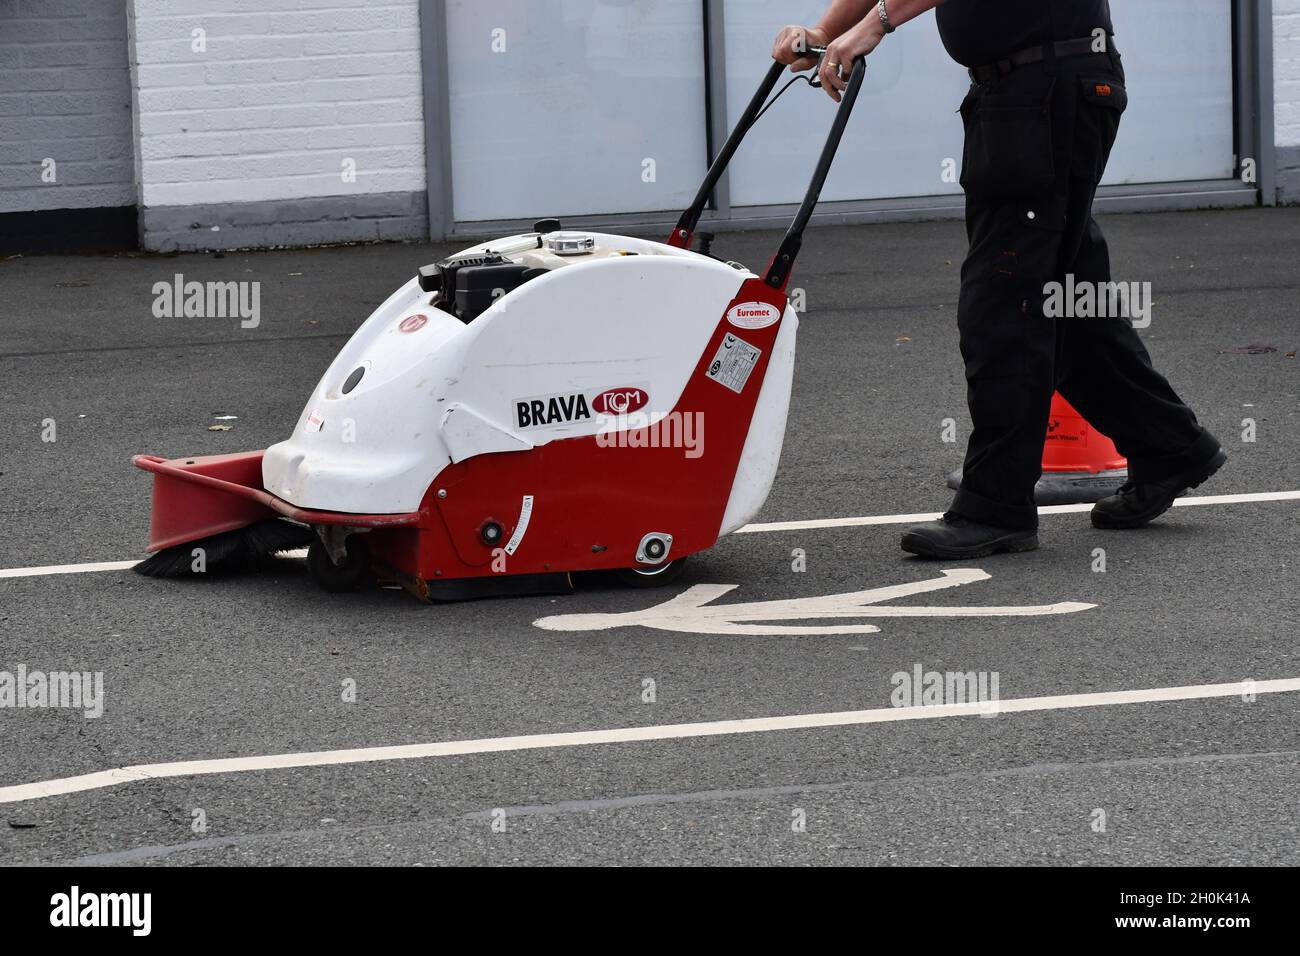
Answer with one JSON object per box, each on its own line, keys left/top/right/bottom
{"left": 877, "top": 0, "right": 896, "bottom": 34}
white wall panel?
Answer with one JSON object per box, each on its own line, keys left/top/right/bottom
{"left": 721, "top": 0, "right": 1235, "bottom": 208}
{"left": 446, "top": 0, "right": 709, "bottom": 222}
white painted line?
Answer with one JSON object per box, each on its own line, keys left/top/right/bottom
{"left": 0, "top": 560, "right": 139, "bottom": 579}
{"left": 0, "top": 550, "right": 307, "bottom": 580}
{"left": 1, "top": 490, "right": 1296, "bottom": 579}
{"left": 1169, "top": 490, "right": 1300, "bottom": 507}
{"left": 736, "top": 489, "right": 1300, "bottom": 533}
{"left": 741, "top": 510, "right": 949, "bottom": 532}
{"left": 1, "top": 677, "right": 1294, "bottom": 805}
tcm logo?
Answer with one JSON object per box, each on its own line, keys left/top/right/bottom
{"left": 592, "top": 387, "right": 649, "bottom": 416}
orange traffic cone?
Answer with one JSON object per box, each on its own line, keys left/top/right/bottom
{"left": 1036, "top": 393, "right": 1128, "bottom": 502}
{"left": 946, "top": 392, "right": 1129, "bottom": 504}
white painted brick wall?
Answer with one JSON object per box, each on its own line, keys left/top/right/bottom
{"left": 1277, "top": 0, "right": 1300, "bottom": 148}
{"left": 128, "top": 0, "right": 426, "bottom": 209}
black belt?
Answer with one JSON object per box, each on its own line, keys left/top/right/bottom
{"left": 968, "top": 36, "right": 1111, "bottom": 85}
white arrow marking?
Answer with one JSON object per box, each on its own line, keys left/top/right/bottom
{"left": 534, "top": 568, "right": 1095, "bottom": 635}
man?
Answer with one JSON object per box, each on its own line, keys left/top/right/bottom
{"left": 774, "top": 1, "right": 1225, "bottom": 559}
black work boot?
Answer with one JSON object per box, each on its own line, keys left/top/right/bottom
{"left": 900, "top": 514, "right": 1039, "bottom": 559}
{"left": 1091, "top": 448, "right": 1227, "bottom": 530}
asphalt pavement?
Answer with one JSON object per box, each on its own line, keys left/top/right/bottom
{"left": 0, "top": 207, "right": 1297, "bottom": 865}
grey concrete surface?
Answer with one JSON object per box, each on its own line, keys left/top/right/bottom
{"left": 0, "top": 207, "right": 1297, "bottom": 866}
{"left": 140, "top": 190, "right": 430, "bottom": 253}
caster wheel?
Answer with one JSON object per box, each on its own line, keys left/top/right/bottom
{"left": 614, "top": 557, "right": 686, "bottom": 589}
{"left": 307, "top": 535, "right": 372, "bottom": 593}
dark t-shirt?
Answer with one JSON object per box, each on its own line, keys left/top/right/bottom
{"left": 934, "top": 0, "right": 1114, "bottom": 67}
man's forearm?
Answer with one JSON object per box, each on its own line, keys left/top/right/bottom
{"left": 813, "top": 0, "right": 875, "bottom": 41}
{"left": 816, "top": 0, "right": 946, "bottom": 41}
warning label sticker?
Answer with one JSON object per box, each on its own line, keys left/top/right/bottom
{"left": 705, "top": 333, "right": 762, "bottom": 394}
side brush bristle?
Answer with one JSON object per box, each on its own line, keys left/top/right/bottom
{"left": 133, "top": 519, "right": 314, "bottom": 577}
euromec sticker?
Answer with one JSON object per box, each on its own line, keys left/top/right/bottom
{"left": 705, "top": 333, "right": 762, "bottom": 394}
{"left": 725, "top": 301, "right": 781, "bottom": 330}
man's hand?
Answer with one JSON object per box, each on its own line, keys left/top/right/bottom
{"left": 772, "top": 25, "right": 830, "bottom": 73}
{"left": 818, "top": 16, "right": 885, "bottom": 101}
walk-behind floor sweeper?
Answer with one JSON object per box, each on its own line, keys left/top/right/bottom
{"left": 133, "top": 53, "right": 867, "bottom": 600}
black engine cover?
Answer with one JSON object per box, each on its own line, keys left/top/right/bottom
{"left": 452, "top": 261, "right": 532, "bottom": 322}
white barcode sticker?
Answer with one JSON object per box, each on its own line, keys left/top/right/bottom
{"left": 705, "top": 333, "right": 762, "bottom": 394}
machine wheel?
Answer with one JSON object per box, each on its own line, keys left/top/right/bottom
{"left": 614, "top": 558, "right": 686, "bottom": 589}
{"left": 307, "top": 534, "right": 372, "bottom": 593}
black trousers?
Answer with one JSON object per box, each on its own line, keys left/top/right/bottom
{"left": 950, "top": 49, "right": 1219, "bottom": 530}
